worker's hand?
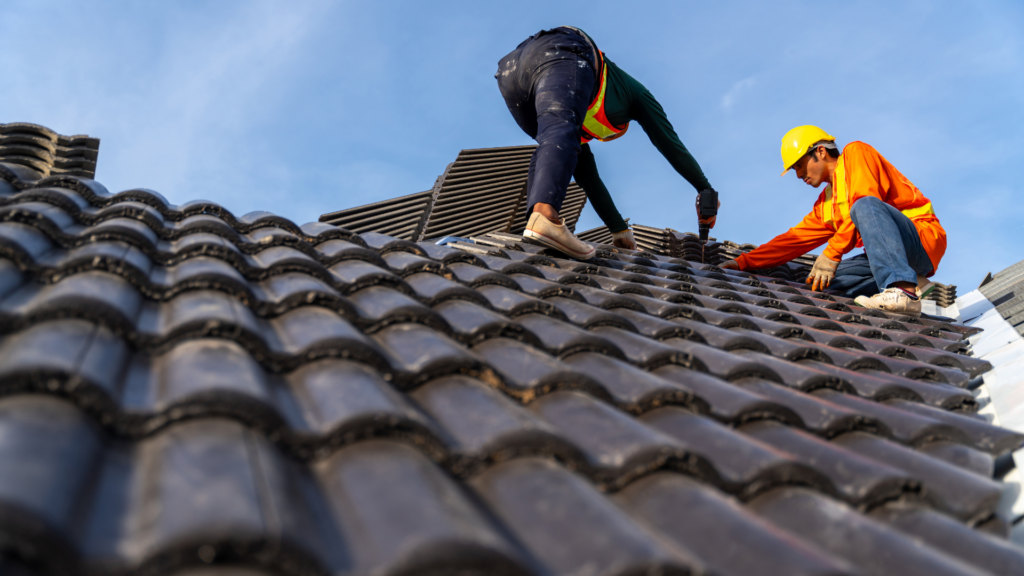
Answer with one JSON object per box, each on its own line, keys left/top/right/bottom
{"left": 695, "top": 195, "right": 722, "bottom": 228}
{"left": 719, "top": 259, "right": 740, "bottom": 270}
{"left": 611, "top": 228, "right": 637, "bottom": 251}
{"left": 806, "top": 253, "right": 840, "bottom": 291}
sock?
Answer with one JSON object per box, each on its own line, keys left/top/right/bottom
{"left": 896, "top": 287, "right": 919, "bottom": 300}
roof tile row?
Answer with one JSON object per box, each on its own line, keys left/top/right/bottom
{"left": 0, "top": 159, "right": 1021, "bottom": 576}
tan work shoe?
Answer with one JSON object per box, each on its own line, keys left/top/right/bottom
{"left": 854, "top": 287, "right": 922, "bottom": 317}
{"left": 524, "top": 212, "right": 596, "bottom": 260}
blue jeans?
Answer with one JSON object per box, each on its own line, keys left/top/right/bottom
{"left": 496, "top": 28, "right": 596, "bottom": 213}
{"left": 828, "top": 197, "right": 933, "bottom": 298}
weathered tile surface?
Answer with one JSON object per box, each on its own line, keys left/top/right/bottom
{"left": 0, "top": 160, "right": 1021, "bottom": 576}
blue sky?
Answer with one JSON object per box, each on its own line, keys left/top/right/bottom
{"left": 3, "top": 1, "right": 1022, "bottom": 290}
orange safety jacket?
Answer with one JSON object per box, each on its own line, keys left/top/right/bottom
{"left": 579, "top": 48, "right": 630, "bottom": 144}
{"left": 734, "top": 141, "right": 947, "bottom": 277}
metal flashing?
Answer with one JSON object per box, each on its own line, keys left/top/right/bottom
{"left": 957, "top": 287, "right": 1024, "bottom": 545}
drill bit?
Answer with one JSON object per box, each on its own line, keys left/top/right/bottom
{"left": 697, "top": 188, "right": 718, "bottom": 265}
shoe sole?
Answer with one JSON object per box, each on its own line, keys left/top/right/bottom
{"left": 523, "top": 228, "right": 595, "bottom": 260}
{"left": 853, "top": 296, "right": 922, "bottom": 318}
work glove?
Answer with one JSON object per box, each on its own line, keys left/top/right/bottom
{"left": 611, "top": 228, "right": 637, "bottom": 251}
{"left": 806, "top": 253, "right": 840, "bottom": 292}
{"left": 719, "top": 259, "right": 740, "bottom": 270}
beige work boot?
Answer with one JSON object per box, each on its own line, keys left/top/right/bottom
{"left": 524, "top": 212, "right": 596, "bottom": 260}
{"left": 916, "top": 275, "right": 935, "bottom": 299}
{"left": 854, "top": 287, "right": 922, "bottom": 317}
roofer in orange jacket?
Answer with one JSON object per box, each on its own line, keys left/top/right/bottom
{"left": 720, "top": 126, "right": 946, "bottom": 317}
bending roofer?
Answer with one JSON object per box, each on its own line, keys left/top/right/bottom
{"left": 496, "top": 26, "right": 718, "bottom": 260}
{"left": 720, "top": 126, "right": 946, "bottom": 317}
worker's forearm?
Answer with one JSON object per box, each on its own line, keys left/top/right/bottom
{"left": 734, "top": 247, "right": 804, "bottom": 271}
{"left": 736, "top": 234, "right": 828, "bottom": 270}
{"left": 574, "top": 145, "right": 629, "bottom": 233}
{"left": 633, "top": 91, "right": 712, "bottom": 191}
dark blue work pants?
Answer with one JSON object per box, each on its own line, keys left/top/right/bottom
{"left": 829, "top": 197, "right": 934, "bottom": 298}
{"left": 496, "top": 28, "right": 596, "bottom": 214}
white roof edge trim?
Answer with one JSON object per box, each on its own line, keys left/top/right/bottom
{"left": 957, "top": 289, "right": 1024, "bottom": 545}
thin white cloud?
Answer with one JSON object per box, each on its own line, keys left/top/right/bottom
{"left": 720, "top": 76, "right": 757, "bottom": 111}
{"left": 110, "top": 1, "right": 332, "bottom": 201}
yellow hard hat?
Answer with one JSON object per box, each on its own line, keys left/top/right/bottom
{"left": 780, "top": 125, "right": 835, "bottom": 176}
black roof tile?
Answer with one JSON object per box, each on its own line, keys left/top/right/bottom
{"left": 917, "top": 440, "right": 995, "bottom": 477}
{"left": 871, "top": 504, "right": 1024, "bottom": 575}
{"left": 820, "top": 391, "right": 973, "bottom": 447}
{"left": 652, "top": 365, "right": 803, "bottom": 425}
{"left": 616, "top": 473, "right": 855, "bottom": 576}
{"left": 642, "top": 408, "right": 831, "bottom": 497}
{"left": 510, "top": 273, "right": 590, "bottom": 299}
{"left": 735, "top": 378, "right": 887, "bottom": 437}
{"left": 473, "top": 337, "right": 611, "bottom": 403}
{"left": 743, "top": 421, "right": 920, "bottom": 507}
{"left": 562, "top": 353, "right": 703, "bottom": 415}
{"left": 435, "top": 299, "right": 541, "bottom": 346}
{"left": 410, "top": 375, "right": 582, "bottom": 473}
{"left": 885, "top": 399, "right": 1024, "bottom": 454}
{"left": 1, "top": 151, "right": 1022, "bottom": 575}
{"left": 750, "top": 488, "right": 990, "bottom": 576}
{"left": 318, "top": 440, "right": 530, "bottom": 575}
{"left": 833, "top": 432, "right": 1004, "bottom": 524}
{"left": 546, "top": 296, "right": 639, "bottom": 332}
{"left": 471, "top": 458, "right": 697, "bottom": 575}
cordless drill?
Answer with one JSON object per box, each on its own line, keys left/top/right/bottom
{"left": 697, "top": 188, "right": 718, "bottom": 262}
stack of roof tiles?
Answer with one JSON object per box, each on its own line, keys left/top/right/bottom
{"left": 314, "top": 189, "right": 433, "bottom": 240}
{"left": 0, "top": 122, "right": 100, "bottom": 179}
{"left": 3, "top": 147, "right": 1024, "bottom": 576}
{"left": 580, "top": 224, "right": 806, "bottom": 280}
{"left": 928, "top": 282, "right": 958, "bottom": 308}
{"left": 979, "top": 260, "right": 1024, "bottom": 336}
{"left": 319, "top": 145, "right": 587, "bottom": 241}
{"left": 631, "top": 224, "right": 678, "bottom": 256}
{"left": 575, "top": 223, "right": 615, "bottom": 245}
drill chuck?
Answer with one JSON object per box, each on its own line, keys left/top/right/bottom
{"left": 699, "top": 223, "right": 711, "bottom": 244}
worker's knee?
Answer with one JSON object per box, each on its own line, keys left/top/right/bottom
{"left": 849, "top": 196, "right": 884, "bottom": 226}
{"left": 535, "top": 119, "right": 582, "bottom": 153}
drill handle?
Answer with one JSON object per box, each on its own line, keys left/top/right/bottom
{"left": 697, "top": 188, "right": 718, "bottom": 244}
{"left": 698, "top": 188, "right": 718, "bottom": 219}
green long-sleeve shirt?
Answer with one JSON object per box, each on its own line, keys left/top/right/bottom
{"left": 574, "top": 58, "right": 712, "bottom": 233}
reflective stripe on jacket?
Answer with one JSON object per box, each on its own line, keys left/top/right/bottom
{"left": 734, "top": 141, "right": 947, "bottom": 276}
{"left": 580, "top": 54, "right": 630, "bottom": 143}
{"left": 561, "top": 26, "right": 629, "bottom": 144}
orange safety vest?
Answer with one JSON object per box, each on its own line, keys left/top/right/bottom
{"left": 580, "top": 51, "right": 630, "bottom": 144}
{"left": 558, "top": 26, "right": 630, "bottom": 144}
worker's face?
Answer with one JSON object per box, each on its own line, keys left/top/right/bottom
{"left": 792, "top": 147, "right": 828, "bottom": 188}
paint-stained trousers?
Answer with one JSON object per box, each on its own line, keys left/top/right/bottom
{"left": 495, "top": 28, "right": 596, "bottom": 214}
